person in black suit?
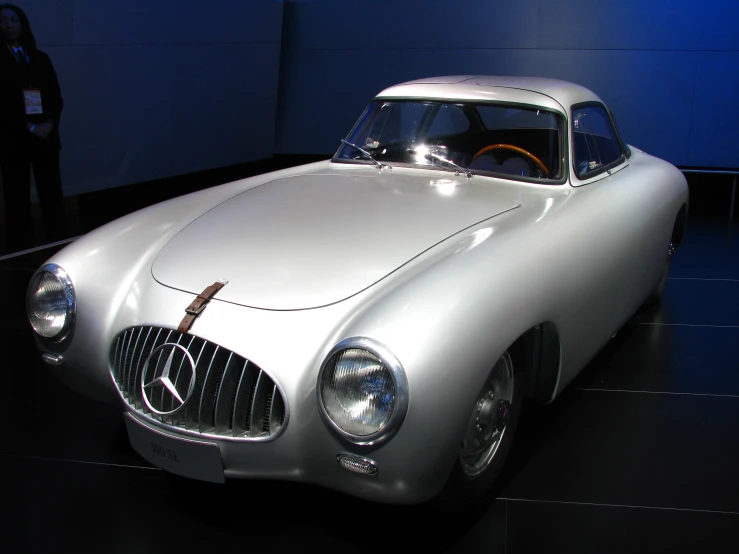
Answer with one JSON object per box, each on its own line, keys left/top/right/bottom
{"left": 0, "top": 3, "right": 66, "bottom": 252}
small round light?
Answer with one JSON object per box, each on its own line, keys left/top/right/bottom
{"left": 26, "top": 264, "right": 75, "bottom": 340}
{"left": 318, "top": 338, "right": 408, "bottom": 445}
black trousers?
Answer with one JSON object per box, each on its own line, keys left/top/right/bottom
{"left": 1, "top": 138, "right": 67, "bottom": 252}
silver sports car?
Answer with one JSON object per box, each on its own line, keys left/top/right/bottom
{"left": 26, "top": 76, "right": 688, "bottom": 507}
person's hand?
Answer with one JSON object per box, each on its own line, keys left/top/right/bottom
{"left": 28, "top": 121, "right": 53, "bottom": 139}
{"left": 34, "top": 122, "right": 53, "bottom": 139}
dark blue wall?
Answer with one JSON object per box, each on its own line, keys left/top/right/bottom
{"left": 276, "top": 0, "right": 739, "bottom": 169}
{"left": 21, "top": 0, "right": 284, "bottom": 196}
{"left": 15, "top": 0, "right": 739, "bottom": 200}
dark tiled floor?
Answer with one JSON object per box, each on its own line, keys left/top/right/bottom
{"left": 1, "top": 168, "right": 738, "bottom": 553}
{"left": 573, "top": 323, "right": 739, "bottom": 395}
{"left": 631, "top": 278, "right": 739, "bottom": 326}
{"left": 670, "top": 217, "right": 739, "bottom": 280}
{"left": 501, "top": 389, "right": 739, "bottom": 512}
{"left": 0, "top": 452, "right": 500, "bottom": 554}
{"left": 506, "top": 500, "right": 739, "bottom": 553}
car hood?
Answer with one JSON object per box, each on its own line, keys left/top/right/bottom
{"left": 151, "top": 171, "right": 519, "bottom": 310}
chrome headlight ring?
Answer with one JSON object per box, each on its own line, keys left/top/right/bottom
{"left": 26, "top": 263, "right": 76, "bottom": 342}
{"left": 317, "top": 337, "right": 409, "bottom": 447}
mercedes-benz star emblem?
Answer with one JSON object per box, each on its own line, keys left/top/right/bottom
{"left": 141, "top": 343, "right": 197, "bottom": 416}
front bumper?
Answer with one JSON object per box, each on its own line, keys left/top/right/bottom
{"left": 122, "top": 405, "right": 455, "bottom": 505}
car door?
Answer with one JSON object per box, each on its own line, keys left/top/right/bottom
{"left": 554, "top": 102, "right": 672, "bottom": 389}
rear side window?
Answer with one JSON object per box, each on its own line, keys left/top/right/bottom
{"left": 572, "top": 104, "right": 623, "bottom": 178}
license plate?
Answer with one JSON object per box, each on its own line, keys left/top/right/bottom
{"left": 124, "top": 413, "right": 225, "bottom": 483}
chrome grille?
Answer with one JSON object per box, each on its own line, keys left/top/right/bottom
{"left": 110, "top": 327, "right": 287, "bottom": 441}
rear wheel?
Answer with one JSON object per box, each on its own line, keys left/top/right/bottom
{"left": 645, "top": 242, "right": 676, "bottom": 305}
{"left": 435, "top": 350, "right": 523, "bottom": 509}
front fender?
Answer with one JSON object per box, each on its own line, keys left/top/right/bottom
{"left": 323, "top": 206, "right": 562, "bottom": 498}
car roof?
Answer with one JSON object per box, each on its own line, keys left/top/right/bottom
{"left": 374, "top": 75, "right": 602, "bottom": 114}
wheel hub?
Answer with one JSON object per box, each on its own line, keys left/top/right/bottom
{"left": 459, "top": 353, "right": 514, "bottom": 477}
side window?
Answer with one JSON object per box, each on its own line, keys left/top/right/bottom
{"left": 609, "top": 109, "right": 631, "bottom": 158}
{"left": 572, "top": 104, "right": 623, "bottom": 178}
{"left": 427, "top": 104, "right": 469, "bottom": 137}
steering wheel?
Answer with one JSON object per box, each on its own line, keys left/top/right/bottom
{"left": 470, "top": 144, "right": 550, "bottom": 178}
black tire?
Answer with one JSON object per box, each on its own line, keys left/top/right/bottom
{"left": 434, "top": 350, "right": 524, "bottom": 510}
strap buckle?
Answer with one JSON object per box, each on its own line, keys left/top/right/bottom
{"left": 185, "top": 301, "right": 207, "bottom": 316}
{"left": 178, "top": 279, "right": 228, "bottom": 334}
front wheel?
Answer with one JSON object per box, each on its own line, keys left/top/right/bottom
{"left": 435, "top": 350, "right": 523, "bottom": 509}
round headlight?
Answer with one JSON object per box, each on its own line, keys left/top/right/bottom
{"left": 318, "top": 338, "right": 408, "bottom": 445}
{"left": 26, "top": 264, "right": 76, "bottom": 340}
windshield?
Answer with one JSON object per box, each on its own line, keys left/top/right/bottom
{"left": 334, "top": 100, "right": 565, "bottom": 182}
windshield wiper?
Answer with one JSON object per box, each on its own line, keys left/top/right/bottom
{"left": 408, "top": 148, "right": 472, "bottom": 179}
{"left": 426, "top": 151, "right": 472, "bottom": 179}
{"left": 340, "top": 139, "right": 390, "bottom": 170}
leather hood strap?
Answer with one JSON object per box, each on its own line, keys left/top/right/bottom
{"left": 178, "top": 280, "right": 228, "bottom": 334}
